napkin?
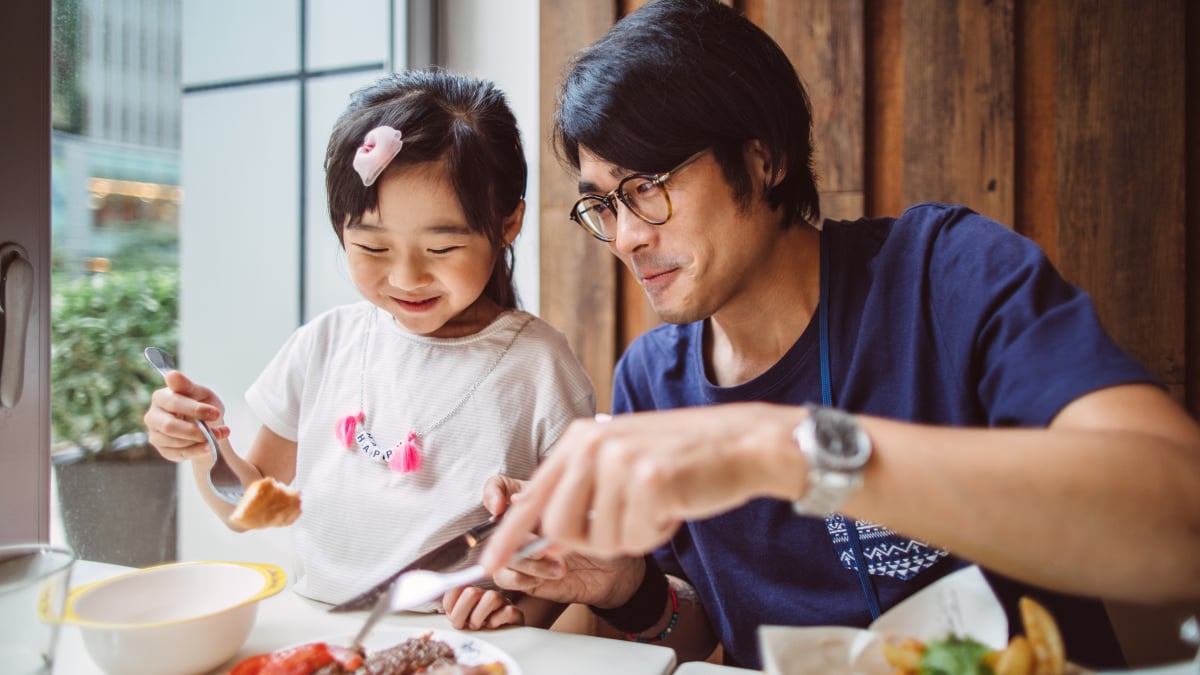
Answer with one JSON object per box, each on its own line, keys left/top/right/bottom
{"left": 759, "top": 565, "right": 1008, "bottom": 675}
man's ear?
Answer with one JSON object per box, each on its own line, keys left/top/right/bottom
{"left": 502, "top": 199, "right": 525, "bottom": 246}
{"left": 745, "top": 139, "right": 785, "bottom": 190}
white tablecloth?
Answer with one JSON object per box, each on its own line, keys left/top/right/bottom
{"left": 674, "top": 662, "right": 759, "bottom": 674}
{"left": 53, "top": 560, "right": 677, "bottom": 675}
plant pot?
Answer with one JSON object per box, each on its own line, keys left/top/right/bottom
{"left": 53, "top": 442, "right": 178, "bottom": 567}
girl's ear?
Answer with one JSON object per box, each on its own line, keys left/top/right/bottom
{"left": 501, "top": 199, "right": 525, "bottom": 246}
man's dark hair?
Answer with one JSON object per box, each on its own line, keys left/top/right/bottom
{"left": 553, "top": 0, "right": 820, "bottom": 228}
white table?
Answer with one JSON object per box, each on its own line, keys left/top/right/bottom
{"left": 54, "top": 560, "right": 677, "bottom": 675}
{"left": 674, "top": 663, "right": 759, "bottom": 674}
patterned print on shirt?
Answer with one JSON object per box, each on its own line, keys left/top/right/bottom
{"left": 826, "top": 514, "right": 948, "bottom": 580}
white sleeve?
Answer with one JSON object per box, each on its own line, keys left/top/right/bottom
{"left": 244, "top": 325, "right": 314, "bottom": 442}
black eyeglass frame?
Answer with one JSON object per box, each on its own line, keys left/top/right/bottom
{"left": 568, "top": 150, "right": 708, "bottom": 242}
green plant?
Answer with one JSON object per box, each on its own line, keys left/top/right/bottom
{"left": 51, "top": 267, "right": 178, "bottom": 457}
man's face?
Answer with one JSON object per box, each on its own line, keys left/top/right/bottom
{"left": 576, "top": 147, "right": 776, "bottom": 325}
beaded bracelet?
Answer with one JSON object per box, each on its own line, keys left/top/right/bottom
{"left": 626, "top": 585, "right": 679, "bottom": 644}
{"left": 590, "top": 555, "right": 669, "bottom": 635}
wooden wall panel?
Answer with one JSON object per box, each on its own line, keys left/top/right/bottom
{"left": 1188, "top": 0, "right": 1200, "bottom": 416}
{"left": 763, "top": 0, "right": 865, "bottom": 222}
{"left": 538, "top": 1, "right": 620, "bottom": 411}
{"left": 901, "top": 0, "right": 1015, "bottom": 226}
{"left": 865, "top": 0, "right": 904, "bottom": 218}
{"left": 1055, "top": 0, "right": 1186, "bottom": 399}
{"left": 1013, "top": 0, "right": 1058, "bottom": 260}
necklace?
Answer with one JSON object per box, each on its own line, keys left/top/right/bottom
{"left": 335, "top": 307, "right": 532, "bottom": 473}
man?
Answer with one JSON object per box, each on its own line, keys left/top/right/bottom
{"left": 479, "top": 0, "right": 1200, "bottom": 668}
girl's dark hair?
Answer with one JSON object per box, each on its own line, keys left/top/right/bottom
{"left": 326, "top": 68, "right": 527, "bottom": 309}
{"left": 553, "top": 0, "right": 820, "bottom": 228}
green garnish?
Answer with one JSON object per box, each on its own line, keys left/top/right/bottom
{"left": 918, "top": 635, "right": 995, "bottom": 675}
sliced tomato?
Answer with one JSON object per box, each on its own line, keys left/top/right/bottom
{"left": 228, "top": 653, "right": 271, "bottom": 675}
{"left": 327, "top": 644, "right": 364, "bottom": 670}
{"left": 228, "top": 641, "right": 360, "bottom": 675}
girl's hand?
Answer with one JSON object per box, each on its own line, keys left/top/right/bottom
{"left": 442, "top": 586, "right": 524, "bottom": 630}
{"left": 143, "top": 369, "right": 230, "bottom": 462}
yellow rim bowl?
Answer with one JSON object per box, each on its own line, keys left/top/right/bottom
{"left": 64, "top": 560, "right": 286, "bottom": 675}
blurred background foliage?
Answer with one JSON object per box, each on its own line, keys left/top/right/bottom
{"left": 50, "top": 267, "right": 178, "bottom": 457}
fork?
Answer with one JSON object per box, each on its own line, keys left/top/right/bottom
{"left": 144, "top": 346, "right": 244, "bottom": 505}
{"left": 349, "top": 537, "right": 552, "bottom": 651}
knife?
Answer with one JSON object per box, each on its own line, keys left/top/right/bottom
{"left": 329, "top": 514, "right": 503, "bottom": 613}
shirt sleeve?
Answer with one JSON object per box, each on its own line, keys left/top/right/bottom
{"left": 528, "top": 321, "right": 597, "bottom": 461}
{"left": 244, "top": 324, "right": 313, "bottom": 442}
{"left": 924, "top": 207, "right": 1157, "bottom": 426}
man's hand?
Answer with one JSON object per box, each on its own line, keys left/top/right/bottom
{"left": 492, "top": 544, "right": 645, "bottom": 610}
{"left": 481, "top": 404, "right": 807, "bottom": 572}
{"left": 478, "top": 474, "right": 650, "bottom": 609}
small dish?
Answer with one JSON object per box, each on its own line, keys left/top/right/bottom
{"left": 64, "top": 560, "right": 286, "bottom": 675}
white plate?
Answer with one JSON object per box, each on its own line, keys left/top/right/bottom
{"left": 336, "top": 627, "right": 522, "bottom": 674}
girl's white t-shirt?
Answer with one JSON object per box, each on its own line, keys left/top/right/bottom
{"left": 245, "top": 302, "right": 595, "bottom": 604}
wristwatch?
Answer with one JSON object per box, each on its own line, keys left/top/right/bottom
{"left": 791, "top": 404, "right": 872, "bottom": 516}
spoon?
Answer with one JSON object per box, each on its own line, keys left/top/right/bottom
{"left": 144, "top": 346, "right": 244, "bottom": 505}
{"left": 349, "top": 537, "right": 551, "bottom": 652}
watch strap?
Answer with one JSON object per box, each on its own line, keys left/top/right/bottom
{"left": 792, "top": 467, "right": 862, "bottom": 516}
{"left": 791, "top": 405, "right": 868, "bottom": 516}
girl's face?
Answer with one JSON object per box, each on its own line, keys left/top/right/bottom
{"left": 344, "top": 160, "right": 519, "bottom": 338}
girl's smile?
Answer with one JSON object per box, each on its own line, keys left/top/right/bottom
{"left": 392, "top": 295, "right": 439, "bottom": 312}
{"left": 344, "top": 159, "right": 519, "bottom": 338}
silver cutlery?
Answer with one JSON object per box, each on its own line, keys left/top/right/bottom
{"left": 349, "top": 537, "right": 551, "bottom": 652}
{"left": 144, "top": 346, "right": 243, "bottom": 505}
{"left": 332, "top": 515, "right": 504, "bottom": 613}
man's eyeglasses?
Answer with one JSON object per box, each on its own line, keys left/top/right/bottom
{"left": 568, "top": 150, "right": 708, "bottom": 242}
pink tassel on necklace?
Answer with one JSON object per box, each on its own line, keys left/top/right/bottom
{"left": 388, "top": 430, "right": 422, "bottom": 473}
{"left": 336, "top": 411, "right": 364, "bottom": 449}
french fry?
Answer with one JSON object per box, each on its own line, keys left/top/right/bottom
{"left": 880, "top": 596, "right": 1066, "bottom": 675}
{"left": 993, "top": 635, "right": 1036, "bottom": 675}
{"left": 881, "top": 636, "right": 925, "bottom": 673}
{"left": 1020, "top": 597, "right": 1066, "bottom": 675}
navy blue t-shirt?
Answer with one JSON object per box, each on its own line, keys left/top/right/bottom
{"left": 611, "top": 204, "right": 1156, "bottom": 669}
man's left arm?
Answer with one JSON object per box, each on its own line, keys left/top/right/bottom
{"left": 838, "top": 382, "right": 1200, "bottom": 603}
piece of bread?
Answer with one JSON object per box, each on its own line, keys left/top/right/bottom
{"left": 230, "top": 477, "right": 302, "bottom": 529}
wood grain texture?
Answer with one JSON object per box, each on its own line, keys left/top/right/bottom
{"left": 763, "top": 0, "right": 864, "bottom": 204}
{"left": 1055, "top": 0, "right": 1186, "bottom": 393}
{"left": 865, "top": 0, "right": 904, "bottom": 218}
{"left": 1187, "top": 0, "right": 1199, "bottom": 416}
{"left": 539, "top": 0, "right": 620, "bottom": 411}
{"left": 1014, "top": 0, "right": 1057, "bottom": 262}
{"left": 901, "top": 0, "right": 1015, "bottom": 226}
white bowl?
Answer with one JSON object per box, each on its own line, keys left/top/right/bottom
{"left": 64, "top": 560, "right": 286, "bottom": 675}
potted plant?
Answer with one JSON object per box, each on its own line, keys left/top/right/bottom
{"left": 50, "top": 266, "right": 180, "bottom": 567}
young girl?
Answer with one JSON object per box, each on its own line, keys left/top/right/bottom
{"left": 143, "top": 70, "right": 595, "bottom": 629}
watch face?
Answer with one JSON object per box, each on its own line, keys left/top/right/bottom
{"left": 811, "top": 409, "right": 871, "bottom": 469}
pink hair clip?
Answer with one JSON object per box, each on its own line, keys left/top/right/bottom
{"left": 352, "top": 126, "right": 404, "bottom": 187}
